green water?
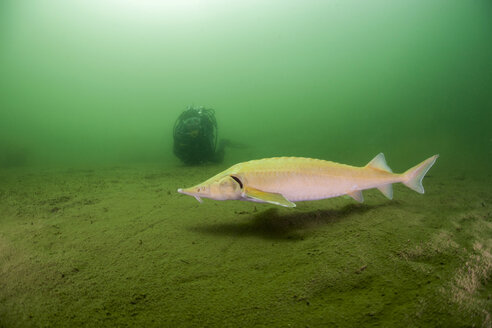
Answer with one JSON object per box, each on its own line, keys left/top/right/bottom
{"left": 1, "top": 0, "right": 491, "bottom": 170}
{"left": 1, "top": 1, "right": 491, "bottom": 327}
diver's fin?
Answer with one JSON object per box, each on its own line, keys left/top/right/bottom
{"left": 377, "top": 184, "right": 393, "bottom": 200}
{"left": 243, "top": 187, "right": 296, "bottom": 207}
{"left": 365, "top": 153, "right": 392, "bottom": 173}
{"left": 347, "top": 190, "right": 364, "bottom": 203}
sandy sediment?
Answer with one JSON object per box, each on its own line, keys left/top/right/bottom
{"left": 0, "top": 164, "right": 490, "bottom": 327}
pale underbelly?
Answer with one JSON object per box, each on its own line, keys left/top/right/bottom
{"left": 246, "top": 173, "right": 398, "bottom": 202}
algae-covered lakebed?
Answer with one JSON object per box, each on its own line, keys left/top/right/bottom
{"left": 0, "top": 164, "right": 490, "bottom": 327}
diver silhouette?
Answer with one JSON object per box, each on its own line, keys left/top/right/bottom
{"left": 173, "top": 106, "right": 230, "bottom": 165}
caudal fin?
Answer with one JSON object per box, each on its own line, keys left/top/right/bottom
{"left": 402, "top": 155, "right": 439, "bottom": 194}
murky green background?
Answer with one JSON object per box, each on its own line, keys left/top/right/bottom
{"left": 1, "top": 0, "right": 491, "bottom": 171}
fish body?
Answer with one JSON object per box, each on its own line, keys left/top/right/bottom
{"left": 178, "top": 153, "right": 438, "bottom": 207}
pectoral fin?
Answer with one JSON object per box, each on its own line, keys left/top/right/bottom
{"left": 243, "top": 187, "right": 296, "bottom": 207}
{"left": 347, "top": 190, "right": 364, "bottom": 203}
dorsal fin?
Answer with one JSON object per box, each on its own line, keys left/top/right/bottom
{"left": 365, "top": 153, "right": 392, "bottom": 173}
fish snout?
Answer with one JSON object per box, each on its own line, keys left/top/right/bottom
{"left": 177, "top": 187, "right": 193, "bottom": 196}
{"left": 177, "top": 187, "right": 203, "bottom": 203}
